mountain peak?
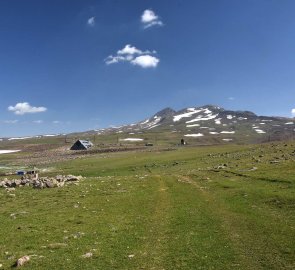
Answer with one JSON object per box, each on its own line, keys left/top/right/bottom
{"left": 91, "top": 104, "right": 294, "bottom": 144}
{"left": 153, "top": 107, "right": 176, "bottom": 118}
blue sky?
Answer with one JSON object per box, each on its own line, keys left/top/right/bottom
{"left": 1, "top": 0, "right": 295, "bottom": 137}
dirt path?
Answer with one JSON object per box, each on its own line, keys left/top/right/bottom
{"left": 139, "top": 175, "right": 171, "bottom": 270}
{"left": 176, "top": 174, "right": 269, "bottom": 270}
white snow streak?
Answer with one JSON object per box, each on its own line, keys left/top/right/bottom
{"left": 120, "top": 138, "right": 143, "bottom": 142}
{"left": 220, "top": 131, "right": 235, "bottom": 134}
{"left": 186, "top": 124, "right": 200, "bottom": 127}
{"left": 184, "top": 133, "right": 204, "bottom": 137}
{"left": 255, "top": 129, "right": 266, "bottom": 134}
{"left": 173, "top": 108, "right": 202, "bottom": 122}
{"left": 0, "top": 150, "right": 21, "bottom": 154}
{"left": 186, "top": 114, "right": 218, "bottom": 123}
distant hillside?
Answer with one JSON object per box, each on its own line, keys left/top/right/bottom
{"left": 90, "top": 105, "right": 295, "bottom": 144}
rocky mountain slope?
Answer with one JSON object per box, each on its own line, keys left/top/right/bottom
{"left": 95, "top": 105, "right": 295, "bottom": 144}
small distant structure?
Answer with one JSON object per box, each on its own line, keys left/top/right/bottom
{"left": 70, "top": 140, "right": 93, "bottom": 150}
{"left": 145, "top": 143, "right": 154, "bottom": 147}
{"left": 180, "top": 138, "right": 186, "bottom": 145}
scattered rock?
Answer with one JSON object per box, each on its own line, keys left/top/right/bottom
{"left": 82, "top": 252, "right": 93, "bottom": 258}
{"left": 45, "top": 181, "right": 54, "bottom": 188}
{"left": 216, "top": 164, "right": 228, "bottom": 169}
{"left": 14, "top": 180, "right": 21, "bottom": 186}
{"left": 270, "top": 160, "right": 280, "bottom": 164}
{"left": 0, "top": 175, "right": 82, "bottom": 190}
{"left": 15, "top": 255, "right": 30, "bottom": 267}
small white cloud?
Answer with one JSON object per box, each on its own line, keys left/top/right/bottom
{"left": 105, "top": 55, "right": 128, "bottom": 65}
{"left": 228, "top": 97, "right": 235, "bottom": 101}
{"left": 53, "top": 120, "right": 61, "bottom": 124}
{"left": 8, "top": 102, "right": 47, "bottom": 115}
{"left": 118, "top": 44, "right": 143, "bottom": 55}
{"left": 3, "top": 120, "right": 18, "bottom": 124}
{"left": 141, "top": 9, "right": 163, "bottom": 29}
{"left": 87, "top": 16, "right": 95, "bottom": 26}
{"left": 105, "top": 44, "right": 159, "bottom": 68}
{"left": 131, "top": 55, "right": 159, "bottom": 68}
{"left": 292, "top": 108, "right": 295, "bottom": 116}
{"left": 141, "top": 9, "right": 158, "bottom": 23}
{"left": 33, "top": 120, "right": 43, "bottom": 124}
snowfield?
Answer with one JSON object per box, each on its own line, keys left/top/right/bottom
{"left": 184, "top": 133, "right": 204, "bottom": 137}
{"left": 220, "top": 131, "right": 235, "bottom": 134}
{"left": 255, "top": 129, "right": 266, "bottom": 134}
{"left": 186, "top": 124, "right": 200, "bottom": 127}
{"left": 186, "top": 114, "right": 218, "bottom": 123}
{"left": 0, "top": 150, "right": 21, "bottom": 154}
{"left": 173, "top": 108, "right": 202, "bottom": 122}
{"left": 119, "top": 138, "right": 144, "bottom": 142}
{"left": 8, "top": 137, "right": 33, "bottom": 141}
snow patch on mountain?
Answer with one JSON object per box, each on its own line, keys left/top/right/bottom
{"left": 8, "top": 136, "right": 34, "bottom": 141}
{"left": 140, "top": 116, "right": 162, "bottom": 129}
{"left": 120, "top": 138, "right": 143, "bottom": 142}
{"left": 173, "top": 108, "right": 202, "bottom": 122}
{"left": 148, "top": 124, "right": 161, "bottom": 129}
{"left": 186, "top": 113, "right": 218, "bottom": 123}
{"left": 255, "top": 129, "right": 266, "bottom": 134}
{"left": 43, "top": 134, "right": 58, "bottom": 137}
{"left": 220, "top": 131, "right": 235, "bottom": 134}
{"left": 215, "top": 118, "right": 222, "bottom": 125}
{"left": 186, "top": 124, "right": 200, "bottom": 127}
{"left": 184, "top": 133, "right": 204, "bottom": 137}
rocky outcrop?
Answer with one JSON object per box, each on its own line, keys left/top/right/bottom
{"left": 0, "top": 175, "right": 82, "bottom": 189}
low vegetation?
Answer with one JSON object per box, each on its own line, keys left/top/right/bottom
{"left": 0, "top": 141, "right": 294, "bottom": 269}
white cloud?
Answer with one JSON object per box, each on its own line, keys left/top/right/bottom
{"left": 141, "top": 9, "right": 163, "bottom": 29}
{"left": 131, "top": 55, "right": 159, "bottom": 68}
{"left": 8, "top": 102, "right": 47, "bottom": 115}
{"left": 292, "top": 108, "right": 295, "bottom": 116}
{"left": 53, "top": 120, "right": 61, "bottom": 124}
{"left": 105, "top": 44, "right": 159, "bottom": 68}
{"left": 105, "top": 55, "right": 128, "bottom": 65}
{"left": 141, "top": 9, "right": 158, "bottom": 23}
{"left": 33, "top": 120, "right": 43, "bottom": 124}
{"left": 87, "top": 16, "right": 95, "bottom": 26}
{"left": 228, "top": 97, "right": 235, "bottom": 101}
{"left": 3, "top": 120, "right": 18, "bottom": 124}
{"left": 144, "top": 20, "right": 163, "bottom": 29}
{"left": 118, "top": 44, "right": 143, "bottom": 55}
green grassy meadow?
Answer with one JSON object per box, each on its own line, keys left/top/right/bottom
{"left": 0, "top": 142, "right": 294, "bottom": 269}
